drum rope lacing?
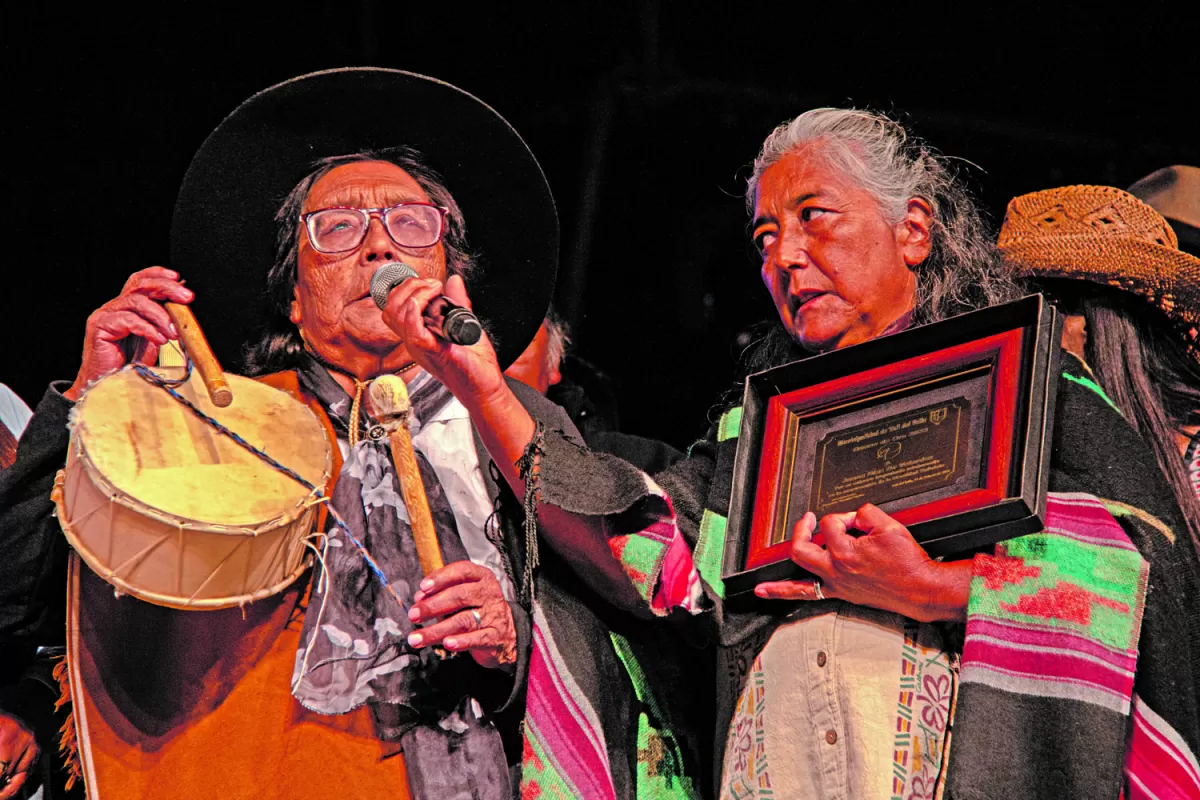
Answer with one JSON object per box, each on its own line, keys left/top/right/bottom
{"left": 130, "top": 363, "right": 407, "bottom": 613}
{"left": 295, "top": 531, "right": 335, "bottom": 687}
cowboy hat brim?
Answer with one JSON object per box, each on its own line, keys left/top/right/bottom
{"left": 170, "top": 67, "right": 558, "bottom": 370}
{"left": 1000, "top": 236, "right": 1200, "bottom": 334}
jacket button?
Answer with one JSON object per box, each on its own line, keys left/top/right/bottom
{"left": 826, "top": 729, "right": 838, "bottom": 745}
{"left": 816, "top": 651, "right": 827, "bottom": 667}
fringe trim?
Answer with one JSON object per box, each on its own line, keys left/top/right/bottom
{"left": 52, "top": 656, "right": 83, "bottom": 792}
{"left": 515, "top": 422, "right": 545, "bottom": 605}
{"left": 485, "top": 461, "right": 518, "bottom": 595}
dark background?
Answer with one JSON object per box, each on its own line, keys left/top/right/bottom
{"left": 3, "top": 2, "right": 1196, "bottom": 448}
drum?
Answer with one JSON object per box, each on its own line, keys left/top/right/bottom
{"left": 53, "top": 365, "right": 332, "bottom": 610}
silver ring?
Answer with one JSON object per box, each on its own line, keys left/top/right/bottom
{"left": 813, "top": 580, "right": 825, "bottom": 601}
{"left": 470, "top": 609, "right": 483, "bottom": 628}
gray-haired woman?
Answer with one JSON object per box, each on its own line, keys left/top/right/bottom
{"left": 419, "top": 106, "right": 1199, "bottom": 799}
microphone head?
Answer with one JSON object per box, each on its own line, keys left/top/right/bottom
{"left": 369, "top": 262, "right": 419, "bottom": 310}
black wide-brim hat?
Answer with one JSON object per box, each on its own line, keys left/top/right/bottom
{"left": 170, "top": 67, "right": 558, "bottom": 370}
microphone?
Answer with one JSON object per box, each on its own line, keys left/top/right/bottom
{"left": 369, "top": 262, "right": 483, "bottom": 346}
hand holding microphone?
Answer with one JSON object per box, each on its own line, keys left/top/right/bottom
{"left": 372, "top": 262, "right": 508, "bottom": 404}
{"left": 370, "top": 262, "right": 482, "bottom": 346}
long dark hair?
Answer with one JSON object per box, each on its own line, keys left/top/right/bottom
{"left": 1065, "top": 287, "right": 1200, "bottom": 548}
{"left": 242, "top": 148, "right": 475, "bottom": 376}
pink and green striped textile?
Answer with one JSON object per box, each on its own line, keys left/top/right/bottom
{"left": 963, "top": 492, "right": 1148, "bottom": 714}
{"left": 521, "top": 477, "right": 705, "bottom": 798}
{"left": 962, "top": 491, "right": 1200, "bottom": 798}
{"left": 1126, "top": 694, "right": 1200, "bottom": 799}
{"left": 606, "top": 492, "right": 703, "bottom": 615}
{"left": 521, "top": 603, "right": 617, "bottom": 800}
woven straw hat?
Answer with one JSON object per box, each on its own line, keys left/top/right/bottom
{"left": 998, "top": 184, "right": 1200, "bottom": 343}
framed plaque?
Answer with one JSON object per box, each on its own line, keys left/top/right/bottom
{"left": 721, "top": 294, "right": 1061, "bottom": 600}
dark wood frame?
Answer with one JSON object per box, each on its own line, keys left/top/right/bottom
{"left": 721, "top": 294, "right": 1062, "bottom": 600}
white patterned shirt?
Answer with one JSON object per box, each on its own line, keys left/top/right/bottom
{"left": 336, "top": 370, "right": 513, "bottom": 601}
{"left": 720, "top": 604, "right": 956, "bottom": 800}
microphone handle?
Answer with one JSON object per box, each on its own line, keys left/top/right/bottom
{"left": 422, "top": 296, "right": 483, "bottom": 346}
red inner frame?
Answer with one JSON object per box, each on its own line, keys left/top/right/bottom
{"left": 745, "top": 329, "right": 1025, "bottom": 570}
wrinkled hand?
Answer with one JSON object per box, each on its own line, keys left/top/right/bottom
{"left": 380, "top": 274, "right": 508, "bottom": 407}
{"left": 0, "top": 712, "right": 38, "bottom": 800}
{"left": 407, "top": 561, "right": 517, "bottom": 670}
{"left": 754, "top": 504, "right": 971, "bottom": 622}
{"left": 65, "top": 267, "right": 192, "bottom": 401}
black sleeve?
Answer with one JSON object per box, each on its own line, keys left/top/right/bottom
{"left": 0, "top": 382, "right": 74, "bottom": 650}
{"left": 494, "top": 600, "right": 531, "bottom": 714}
{"left": 586, "top": 430, "right": 685, "bottom": 475}
{"left": 437, "top": 602, "right": 530, "bottom": 716}
{"left": 0, "top": 648, "right": 64, "bottom": 751}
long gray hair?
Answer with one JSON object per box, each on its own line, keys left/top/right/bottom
{"left": 543, "top": 305, "right": 572, "bottom": 372}
{"left": 738, "top": 108, "right": 1022, "bottom": 374}
{"left": 243, "top": 148, "right": 475, "bottom": 376}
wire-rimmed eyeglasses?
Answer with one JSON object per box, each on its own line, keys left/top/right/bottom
{"left": 301, "top": 202, "right": 449, "bottom": 254}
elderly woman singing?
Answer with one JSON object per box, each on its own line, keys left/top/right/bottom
{"left": 1, "top": 68, "right": 581, "bottom": 800}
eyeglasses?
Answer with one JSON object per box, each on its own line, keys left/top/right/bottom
{"left": 301, "top": 202, "right": 449, "bottom": 254}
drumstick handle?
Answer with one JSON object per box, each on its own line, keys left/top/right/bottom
{"left": 164, "top": 302, "right": 233, "bottom": 408}
{"left": 386, "top": 425, "right": 445, "bottom": 575}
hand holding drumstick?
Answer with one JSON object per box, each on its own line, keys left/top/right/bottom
{"left": 64, "top": 267, "right": 231, "bottom": 407}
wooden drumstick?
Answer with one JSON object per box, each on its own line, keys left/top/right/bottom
{"left": 369, "top": 375, "right": 444, "bottom": 575}
{"left": 164, "top": 302, "right": 233, "bottom": 407}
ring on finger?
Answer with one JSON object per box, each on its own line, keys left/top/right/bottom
{"left": 470, "top": 609, "right": 483, "bottom": 629}
{"left": 813, "top": 580, "right": 825, "bottom": 601}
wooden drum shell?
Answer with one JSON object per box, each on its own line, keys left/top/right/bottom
{"left": 52, "top": 367, "right": 331, "bottom": 610}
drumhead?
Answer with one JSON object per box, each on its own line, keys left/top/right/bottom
{"left": 73, "top": 367, "right": 331, "bottom": 527}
